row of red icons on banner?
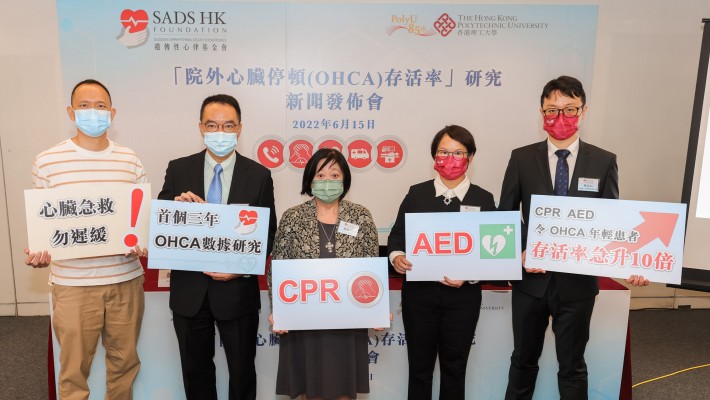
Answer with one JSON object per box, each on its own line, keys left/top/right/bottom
{"left": 253, "top": 136, "right": 407, "bottom": 172}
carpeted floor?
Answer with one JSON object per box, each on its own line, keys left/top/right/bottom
{"left": 629, "top": 309, "right": 710, "bottom": 400}
{"left": 1, "top": 310, "right": 709, "bottom": 399}
{"left": 0, "top": 316, "right": 50, "bottom": 400}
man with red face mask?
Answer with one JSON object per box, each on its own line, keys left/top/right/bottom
{"left": 499, "top": 76, "right": 649, "bottom": 400}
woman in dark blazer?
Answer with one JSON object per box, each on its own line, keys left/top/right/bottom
{"left": 387, "top": 125, "right": 496, "bottom": 400}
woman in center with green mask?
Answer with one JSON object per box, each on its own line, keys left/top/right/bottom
{"left": 268, "top": 148, "right": 379, "bottom": 400}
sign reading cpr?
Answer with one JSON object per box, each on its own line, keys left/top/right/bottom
{"left": 271, "top": 258, "right": 390, "bottom": 330}
{"left": 405, "top": 211, "right": 522, "bottom": 281}
{"left": 24, "top": 184, "right": 151, "bottom": 261}
{"left": 526, "top": 195, "right": 686, "bottom": 284}
{"left": 147, "top": 200, "right": 270, "bottom": 274}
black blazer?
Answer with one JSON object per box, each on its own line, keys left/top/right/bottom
{"left": 498, "top": 140, "right": 619, "bottom": 302}
{"left": 387, "top": 180, "right": 496, "bottom": 290}
{"left": 157, "top": 150, "right": 277, "bottom": 319}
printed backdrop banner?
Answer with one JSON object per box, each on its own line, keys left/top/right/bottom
{"left": 526, "top": 195, "right": 686, "bottom": 284}
{"left": 271, "top": 257, "right": 390, "bottom": 330}
{"left": 51, "top": 289, "right": 629, "bottom": 399}
{"left": 25, "top": 184, "right": 150, "bottom": 260}
{"left": 56, "top": 1, "right": 598, "bottom": 240}
{"left": 147, "top": 200, "right": 270, "bottom": 274}
{"left": 405, "top": 211, "right": 522, "bottom": 281}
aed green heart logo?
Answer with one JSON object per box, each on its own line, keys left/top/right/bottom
{"left": 480, "top": 224, "right": 515, "bottom": 259}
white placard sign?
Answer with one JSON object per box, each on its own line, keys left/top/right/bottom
{"left": 147, "top": 200, "right": 270, "bottom": 275}
{"left": 25, "top": 184, "right": 151, "bottom": 260}
{"left": 526, "top": 195, "right": 686, "bottom": 284}
{"left": 271, "top": 257, "right": 390, "bottom": 330}
{"left": 405, "top": 211, "right": 522, "bottom": 281}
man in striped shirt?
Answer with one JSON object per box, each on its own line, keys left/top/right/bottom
{"left": 25, "top": 79, "right": 147, "bottom": 400}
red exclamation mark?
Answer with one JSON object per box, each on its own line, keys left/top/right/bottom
{"left": 124, "top": 188, "right": 143, "bottom": 247}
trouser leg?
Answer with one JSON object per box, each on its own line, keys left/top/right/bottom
{"left": 103, "top": 276, "right": 145, "bottom": 400}
{"left": 52, "top": 284, "right": 105, "bottom": 400}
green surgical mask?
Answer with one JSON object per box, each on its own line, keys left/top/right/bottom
{"left": 312, "top": 179, "right": 344, "bottom": 203}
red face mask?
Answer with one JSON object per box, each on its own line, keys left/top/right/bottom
{"left": 543, "top": 115, "right": 579, "bottom": 141}
{"left": 434, "top": 155, "right": 468, "bottom": 180}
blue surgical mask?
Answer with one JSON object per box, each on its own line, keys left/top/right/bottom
{"left": 204, "top": 132, "right": 237, "bottom": 157}
{"left": 74, "top": 109, "right": 111, "bottom": 137}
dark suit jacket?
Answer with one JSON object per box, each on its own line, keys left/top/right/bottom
{"left": 498, "top": 140, "right": 618, "bottom": 302}
{"left": 158, "top": 150, "right": 277, "bottom": 319}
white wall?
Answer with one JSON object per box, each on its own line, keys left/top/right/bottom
{"left": 0, "top": 0, "right": 65, "bottom": 315}
{"left": 1, "top": 0, "right": 709, "bottom": 315}
{"left": 586, "top": 0, "right": 710, "bottom": 308}
{"left": 0, "top": 142, "right": 17, "bottom": 315}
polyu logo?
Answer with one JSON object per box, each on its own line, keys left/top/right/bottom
{"left": 117, "top": 9, "right": 150, "bottom": 48}
{"left": 433, "top": 13, "right": 455, "bottom": 37}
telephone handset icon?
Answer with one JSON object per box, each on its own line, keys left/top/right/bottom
{"left": 263, "top": 146, "right": 280, "bottom": 163}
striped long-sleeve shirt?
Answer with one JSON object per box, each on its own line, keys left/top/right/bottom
{"left": 32, "top": 139, "right": 147, "bottom": 286}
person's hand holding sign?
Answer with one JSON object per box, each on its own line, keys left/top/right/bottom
{"left": 374, "top": 313, "right": 394, "bottom": 331}
{"left": 269, "top": 313, "right": 288, "bottom": 334}
{"left": 126, "top": 245, "right": 148, "bottom": 258}
{"left": 24, "top": 249, "right": 51, "bottom": 268}
{"left": 626, "top": 274, "right": 650, "bottom": 287}
{"left": 174, "top": 191, "right": 204, "bottom": 203}
{"left": 392, "top": 254, "right": 412, "bottom": 274}
{"left": 441, "top": 276, "right": 465, "bottom": 288}
{"left": 522, "top": 250, "right": 546, "bottom": 274}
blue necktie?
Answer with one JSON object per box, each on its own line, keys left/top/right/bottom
{"left": 207, "top": 164, "right": 223, "bottom": 204}
{"left": 554, "top": 149, "right": 571, "bottom": 196}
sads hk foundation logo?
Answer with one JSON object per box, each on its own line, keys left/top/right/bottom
{"left": 117, "top": 9, "right": 150, "bottom": 49}
{"left": 116, "top": 8, "right": 228, "bottom": 49}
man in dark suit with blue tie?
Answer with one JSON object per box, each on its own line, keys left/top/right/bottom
{"left": 499, "top": 76, "right": 648, "bottom": 400}
{"left": 158, "top": 94, "right": 276, "bottom": 400}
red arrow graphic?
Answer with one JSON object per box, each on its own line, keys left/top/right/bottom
{"left": 605, "top": 212, "right": 679, "bottom": 253}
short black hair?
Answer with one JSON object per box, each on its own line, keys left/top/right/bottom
{"left": 540, "top": 76, "right": 586, "bottom": 106}
{"left": 70, "top": 79, "right": 112, "bottom": 105}
{"left": 301, "top": 148, "right": 351, "bottom": 199}
{"left": 200, "top": 94, "right": 242, "bottom": 121}
{"left": 430, "top": 125, "right": 477, "bottom": 158}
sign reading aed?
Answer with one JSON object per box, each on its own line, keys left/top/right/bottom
{"left": 405, "top": 211, "right": 522, "bottom": 281}
{"left": 411, "top": 231, "right": 474, "bottom": 255}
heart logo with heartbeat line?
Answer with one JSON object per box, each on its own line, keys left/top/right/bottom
{"left": 120, "top": 9, "right": 149, "bottom": 33}
{"left": 238, "top": 210, "right": 258, "bottom": 226}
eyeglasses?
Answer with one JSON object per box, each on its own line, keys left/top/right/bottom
{"left": 542, "top": 106, "right": 582, "bottom": 119}
{"left": 202, "top": 121, "right": 240, "bottom": 133}
{"left": 436, "top": 150, "right": 468, "bottom": 159}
